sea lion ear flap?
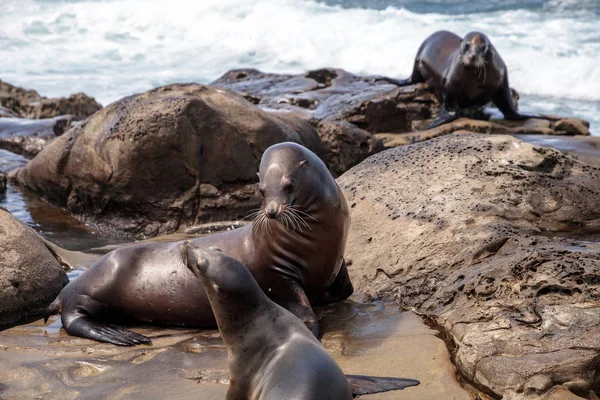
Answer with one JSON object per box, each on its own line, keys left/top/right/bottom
{"left": 299, "top": 160, "right": 308, "bottom": 168}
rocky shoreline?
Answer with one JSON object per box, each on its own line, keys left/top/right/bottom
{"left": 0, "top": 71, "right": 599, "bottom": 400}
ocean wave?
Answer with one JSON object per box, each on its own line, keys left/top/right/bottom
{"left": 1, "top": 0, "right": 599, "bottom": 109}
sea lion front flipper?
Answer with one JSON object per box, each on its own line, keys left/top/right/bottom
{"left": 65, "top": 317, "right": 151, "bottom": 346}
{"left": 314, "top": 260, "right": 354, "bottom": 306}
{"left": 62, "top": 294, "right": 151, "bottom": 346}
{"left": 269, "top": 278, "right": 319, "bottom": 337}
{"left": 346, "top": 375, "right": 420, "bottom": 397}
{"left": 492, "top": 75, "right": 540, "bottom": 121}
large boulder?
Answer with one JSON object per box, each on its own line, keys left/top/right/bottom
{"left": 337, "top": 134, "right": 600, "bottom": 398}
{"left": 15, "top": 84, "right": 326, "bottom": 237}
{"left": 0, "top": 80, "right": 101, "bottom": 121}
{"left": 0, "top": 208, "right": 68, "bottom": 330}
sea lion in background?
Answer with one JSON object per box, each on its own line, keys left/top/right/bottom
{"left": 184, "top": 243, "right": 420, "bottom": 400}
{"left": 45, "top": 142, "right": 352, "bottom": 345}
{"left": 378, "top": 30, "right": 540, "bottom": 129}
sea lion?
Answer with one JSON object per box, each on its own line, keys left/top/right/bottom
{"left": 184, "top": 242, "right": 420, "bottom": 400}
{"left": 378, "top": 30, "right": 540, "bottom": 129}
{"left": 45, "top": 142, "right": 352, "bottom": 345}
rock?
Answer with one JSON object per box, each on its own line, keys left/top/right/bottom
{"left": 0, "top": 79, "right": 101, "bottom": 120}
{"left": 0, "top": 302, "right": 471, "bottom": 399}
{"left": 515, "top": 135, "right": 600, "bottom": 169}
{"left": 0, "top": 172, "right": 5, "bottom": 193}
{"left": 212, "top": 68, "right": 390, "bottom": 173}
{"left": 0, "top": 116, "right": 74, "bottom": 157}
{"left": 0, "top": 208, "right": 68, "bottom": 330}
{"left": 337, "top": 134, "right": 600, "bottom": 398}
{"left": 15, "top": 84, "right": 325, "bottom": 237}
{"left": 213, "top": 69, "right": 590, "bottom": 158}
{"left": 0, "top": 105, "right": 18, "bottom": 118}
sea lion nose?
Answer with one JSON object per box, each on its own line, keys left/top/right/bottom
{"left": 266, "top": 204, "right": 279, "bottom": 219}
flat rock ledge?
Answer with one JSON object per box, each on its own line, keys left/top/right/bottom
{"left": 212, "top": 68, "right": 589, "bottom": 157}
{"left": 337, "top": 134, "right": 600, "bottom": 399}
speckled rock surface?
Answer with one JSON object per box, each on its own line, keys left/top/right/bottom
{"left": 337, "top": 134, "right": 600, "bottom": 398}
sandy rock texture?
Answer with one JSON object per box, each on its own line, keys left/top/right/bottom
{"left": 338, "top": 134, "right": 600, "bottom": 399}
{"left": 15, "top": 84, "right": 325, "bottom": 237}
{"left": 0, "top": 208, "right": 68, "bottom": 330}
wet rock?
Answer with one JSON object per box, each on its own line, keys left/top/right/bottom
{"left": 337, "top": 134, "right": 600, "bottom": 398}
{"left": 0, "top": 302, "right": 472, "bottom": 399}
{"left": 213, "top": 69, "right": 590, "bottom": 161}
{"left": 213, "top": 68, "right": 390, "bottom": 173}
{"left": 15, "top": 84, "right": 325, "bottom": 237}
{"left": 0, "top": 208, "right": 68, "bottom": 330}
{"left": 0, "top": 115, "right": 74, "bottom": 157}
{"left": 0, "top": 80, "right": 101, "bottom": 121}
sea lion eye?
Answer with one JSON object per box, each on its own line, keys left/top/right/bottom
{"left": 283, "top": 182, "right": 294, "bottom": 192}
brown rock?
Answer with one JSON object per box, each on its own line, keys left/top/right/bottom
{"left": 0, "top": 208, "right": 68, "bottom": 330}
{"left": 15, "top": 84, "right": 324, "bottom": 237}
{"left": 337, "top": 134, "right": 600, "bottom": 398}
{"left": 0, "top": 79, "right": 101, "bottom": 120}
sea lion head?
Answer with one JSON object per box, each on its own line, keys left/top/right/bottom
{"left": 183, "top": 242, "right": 256, "bottom": 299}
{"left": 254, "top": 142, "right": 336, "bottom": 232}
{"left": 460, "top": 32, "right": 493, "bottom": 68}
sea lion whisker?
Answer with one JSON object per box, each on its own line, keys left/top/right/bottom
{"left": 289, "top": 206, "right": 318, "bottom": 222}
{"left": 243, "top": 210, "right": 263, "bottom": 222}
{"left": 285, "top": 209, "right": 305, "bottom": 233}
{"left": 287, "top": 208, "right": 311, "bottom": 230}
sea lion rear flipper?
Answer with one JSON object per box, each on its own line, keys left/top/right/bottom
{"left": 374, "top": 76, "right": 412, "bottom": 86}
{"left": 346, "top": 375, "right": 420, "bottom": 397}
{"left": 423, "top": 103, "right": 460, "bottom": 130}
{"left": 65, "top": 317, "right": 152, "bottom": 346}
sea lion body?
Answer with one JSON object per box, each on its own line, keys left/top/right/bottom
{"left": 379, "top": 30, "right": 539, "bottom": 128}
{"left": 45, "top": 142, "right": 352, "bottom": 345}
{"left": 184, "top": 244, "right": 419, "bottom": 400}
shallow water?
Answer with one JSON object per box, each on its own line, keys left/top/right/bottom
{"left": 0, "top": 180, "right": 129, "bottom": 250}
{"left": 0, "top": 0, "right": 598, "bottom": 134}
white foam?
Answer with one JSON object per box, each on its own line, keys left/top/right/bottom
{"left": 0, "top": 0, "right": 598, "bottom": 108}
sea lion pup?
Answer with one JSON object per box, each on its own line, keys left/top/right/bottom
{"left": 45, "top": 142, "right": 351, "bottom": 345}
{"left": 184, "top": 243, "right": 420, "bottom": 400}
{"left": 378, "top": 30, "right": 540, "bottom": 129}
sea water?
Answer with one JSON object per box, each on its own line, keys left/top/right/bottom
{"left": 1, "top": 0, "right": 599, "bottom": 133}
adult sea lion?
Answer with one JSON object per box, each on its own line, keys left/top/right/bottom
{"left": 184, "top": 243, "right": 420, "bottom": 400}
{"left": 45, "top": 142, "right": 351, "bottom": 345}
{"left": 378, "top": 30, "right": 540, "bottom": 129}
